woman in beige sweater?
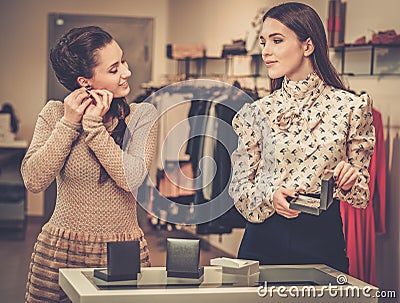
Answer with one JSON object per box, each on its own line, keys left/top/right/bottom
{"left": 21, "top": 26, "right": 158, "bottom": 302}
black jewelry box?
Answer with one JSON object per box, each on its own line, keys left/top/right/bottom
{"left": 166, "top": 238, "right": 204, "bottom": 279}
{"left": 94, "top": 240, "right": 141, "bottom": 282}
{"left": 289, "top": 173, "right": 335, "bottom": 216}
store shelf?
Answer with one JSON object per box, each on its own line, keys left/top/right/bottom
{"left": 332, "top": 44, "right": 400, "bottom": 76}
{"left": 171, "top": 44, "right": 400, "bottom": 78}
{"left": 170, "top": 54, "right": 266, "bottom": 79}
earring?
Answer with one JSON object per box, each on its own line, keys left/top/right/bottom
{"left": 85, "top": 85, "right": 92, "bottom": 94}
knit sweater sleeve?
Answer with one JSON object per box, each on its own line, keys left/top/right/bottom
{"left": 82, "top": 102, "right": 158, "bottom": 192}
{"left": 21, "top": 101, "right": 82, "bottom": 193}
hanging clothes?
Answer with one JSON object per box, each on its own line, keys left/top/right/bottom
{"left": 196, "top": 87, "right": 254, "bottom": 234}
{"left": 147, "top": 90, "right": 196, "bottom": 228}
{"left": 158, "top": 161, "right": 195, "bottom": 198}
{"left": 154, "top": 91, "right": 193, "bottom": 168}
{"left": 186, "top": 100, "right": 213, "bottom": 177}
{"left": 145, "top": 82, "right": 259, "bottom": 233}
{"left": 340, "top": 107, "right": 386, "bottom": 285}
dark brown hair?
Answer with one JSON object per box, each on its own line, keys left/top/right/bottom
{"left": 262, "top": 2, "right": 345, "bottom": 92}
{"left": 50, "top": 26, "right": 130, "bottom": 183}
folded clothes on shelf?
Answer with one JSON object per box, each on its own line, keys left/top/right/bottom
{"left": 352, "top": 29, "right": 400, "bottom": 45}
{"left": 221, "top": 39, "right": 247, "bottom": 57}
{"left": 167, "top": 43, "right": 206, "bottom": 59}
{"left": 371, "top": 29, "right": 400, "bottom": 45}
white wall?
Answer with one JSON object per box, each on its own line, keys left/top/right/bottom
{"left": 167, "top": 0, "right": 326, "bottom": 55}
{"left": 0, "top": 0, "right": 169, "bottom": 216}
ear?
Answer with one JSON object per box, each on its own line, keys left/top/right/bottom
{"left": 303, "top": 38, "right": 315, "bottom": 57}
{"left": 77, "top": 76, "right": 91, "bottom": 88}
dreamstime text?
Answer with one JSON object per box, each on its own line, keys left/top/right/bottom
{"left": 257, "top": 275, "right": 396, "bottom": 299}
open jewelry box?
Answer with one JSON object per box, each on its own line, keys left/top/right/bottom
{"left": 288, "top": 173, "right": 335, "bottom": 216}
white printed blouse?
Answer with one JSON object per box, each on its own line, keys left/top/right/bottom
{"left": 228, "top": 72, "right": 375, "bottom": 223}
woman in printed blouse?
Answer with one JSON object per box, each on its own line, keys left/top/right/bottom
{"left": 229, "top": 2, "right": 375, "bottom": 273}
{"left": 22, "top": 26, "right": 158, "bottom": 302}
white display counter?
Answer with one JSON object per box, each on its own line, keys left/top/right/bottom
{"left": 59, "top": 264, "right": 379, "bottom": 303}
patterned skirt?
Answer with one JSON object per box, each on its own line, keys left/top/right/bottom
{"left": 25, "top": 223, "right": 151, "bottom": 303}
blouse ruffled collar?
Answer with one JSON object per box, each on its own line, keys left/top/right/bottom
{"left": 271, "top": 71, "right": 328, "bottom": 157}
{"left": 282, "top": 71, "right": 322, "bottom": 101}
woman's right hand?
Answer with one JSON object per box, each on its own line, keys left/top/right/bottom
{"left": 63, "top": 87, "right": 93, "bottom": 123}
{"left": 272, "top": 187, "right": 301, "bottom": 219}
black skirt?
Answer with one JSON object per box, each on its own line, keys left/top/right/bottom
{"left": 237, "top": 201, "right": 349, "bottom": 273}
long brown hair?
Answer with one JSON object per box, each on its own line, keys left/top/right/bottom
{"left": 262, "top": 2, "right": 345, "bottom": 92}
{"left": 50, "top": 26, "right": 130, "bottom": 183}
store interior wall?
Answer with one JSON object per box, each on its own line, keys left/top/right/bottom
{"left": 167, "top": 0, "right": 326, "bottom": 56}
{"left": 0, "top": 0, "right": 399, "bottom": 296}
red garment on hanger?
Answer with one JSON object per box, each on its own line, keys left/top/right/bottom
{"left": 340, "top": 108, "right": 386, "bottom": 285}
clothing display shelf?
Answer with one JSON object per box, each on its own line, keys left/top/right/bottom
{"left": 0, "top": 141, "right": 28, "bottom": 239}
{"left": 171, "top": 54, "right": 266, "bottom": 80}
{"left": 332, "top": 44, "right": 400, "bottom": 76}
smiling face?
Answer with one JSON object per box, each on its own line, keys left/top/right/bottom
{"left": 85, "top": 39, "right": 132, "bottom": 98}
{"left": 260, "top": 18, "right": 314, "bottom": 81}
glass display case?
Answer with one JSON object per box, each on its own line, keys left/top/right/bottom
{"left": 60, "top": 264, "right": 379, "bottom": 303}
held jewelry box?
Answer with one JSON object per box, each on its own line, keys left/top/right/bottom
{"left": 288, "top": 172, "right": 335, "bottom": 216}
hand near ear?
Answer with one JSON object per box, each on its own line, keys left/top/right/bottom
{"left": 63, "top": 88, "right": 93, "bottom": 123}
{"left": 84, "top": 89, "right": 114, "bottom": 118}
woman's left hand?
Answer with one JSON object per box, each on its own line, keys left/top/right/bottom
{"left": 84, "top": 89, "right": 113, "bottom": 118}
{"left": 326, "top": 161, "right": 358, "bottom": 192}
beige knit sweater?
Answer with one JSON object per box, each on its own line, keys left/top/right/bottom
{"left": 21, "top": 100, "right": 158, "bottom": 235}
